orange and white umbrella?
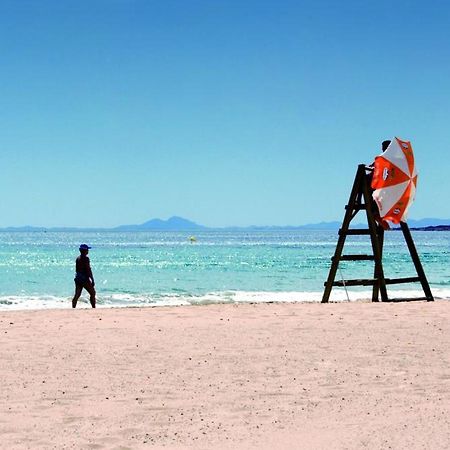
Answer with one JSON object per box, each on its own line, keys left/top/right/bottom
{"left": 371, "top": 137, "right": 417, "bottom": 224}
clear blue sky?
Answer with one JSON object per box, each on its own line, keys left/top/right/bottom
{"left": 1, "top": 0, "right": 449, "bottom": 227}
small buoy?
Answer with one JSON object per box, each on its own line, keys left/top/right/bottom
{"left": 189, "top": 236, "right": 197, "bottom": 243}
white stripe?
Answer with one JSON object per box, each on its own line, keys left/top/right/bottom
{"left": 382, "top": 139, "right": 411, "bottom": 176}
{"left": 372, "top": 180, "right": 411, "bottom": 217}
{"left": 401, "top": 181, "right": 416, "bottom": 221}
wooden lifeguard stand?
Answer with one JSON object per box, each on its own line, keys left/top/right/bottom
{"left": 322, "top": 164, "right": 433, "bottom": 303}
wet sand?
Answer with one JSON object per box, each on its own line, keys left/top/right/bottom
{"left": 1, "top": 301, "right": 449, "bottom": 449}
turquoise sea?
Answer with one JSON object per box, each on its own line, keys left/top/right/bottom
{"left": 0, "top": 230, "right": 449, "bottom": 310}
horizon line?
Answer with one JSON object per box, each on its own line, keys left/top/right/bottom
{"left": 1, "top": 216, "right": 449, "bottom": 231}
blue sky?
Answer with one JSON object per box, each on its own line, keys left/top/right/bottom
{"left": 1, "top": 0, "right": 449, "bottom": 227}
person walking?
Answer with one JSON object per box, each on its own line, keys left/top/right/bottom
{"left": 72, "top": 244, "right": 96, "bottom": 308}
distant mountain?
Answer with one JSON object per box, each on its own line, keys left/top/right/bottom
{"left": 297, "top": 221, "right": 342, "bottom": 230}
{"left": 1, "top": 225, "right": 48, "bottom": 232}
{"left": 1, "top": 226, "right": 106, "bottom": 232}
{"left": 221, "top": 221, "right": 342, "bottom": 231}
{"left": 114, "top": 216, "right": 207, "bottom": 231}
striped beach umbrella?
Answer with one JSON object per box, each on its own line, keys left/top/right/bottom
{"left": 371, "top": 137, "right": 417, "bottom": 224}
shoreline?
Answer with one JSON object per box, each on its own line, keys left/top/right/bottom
{"left": 1, "top": 288, "right": 448, "bottom": 312}
{"left": 1, "top": 301, "right": 449, "bottom": 449}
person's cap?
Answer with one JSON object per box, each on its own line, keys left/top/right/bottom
{"left": 79, "top": 244, "right": 91, "bottom": 250}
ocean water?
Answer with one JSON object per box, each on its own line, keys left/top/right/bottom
{"left": 0, "top": 230, "right": 449, "bottom": 310}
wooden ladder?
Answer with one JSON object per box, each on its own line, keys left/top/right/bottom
{"left": 322, "top": 164, "right": 434, "bottom": 303}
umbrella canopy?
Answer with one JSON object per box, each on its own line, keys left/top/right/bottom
{"left": 371, "top": 137, "right": 417, "bottom": 224}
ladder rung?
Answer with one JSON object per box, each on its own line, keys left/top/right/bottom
{"left": 384, "top": 297, "right": 429, "bottom": 302}
{"left": 328, "top": 276, "right": 422, "bottom": 288}
{"left": 339, "top": 228, "right": 371, "bottom": 235}
{"left": 330, "top": 279, "right": 377, "bottom": 287}
{"left": 336, "top": 255, "right": 375, "bottom": 261}
{"left": 385, "top": 277, "right": 421, "bottom": 285}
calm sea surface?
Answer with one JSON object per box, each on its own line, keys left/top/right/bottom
{"left": 0, "top": 230, "right": 449, "bottom": 310}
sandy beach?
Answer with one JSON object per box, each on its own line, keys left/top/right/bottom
{"left": 1, "top": 300, "right": 449, "bottom": 449}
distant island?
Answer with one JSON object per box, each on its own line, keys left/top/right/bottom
{"left": 1, "top": 216, "right": 450, "bottom": 232}
{"left": 410, "top": 225, "right": 450, "bottom": 231}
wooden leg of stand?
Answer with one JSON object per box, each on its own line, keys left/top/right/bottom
{"left": 400, "top": 222, "right": 434, "bottom": 301}
{"left": 371, "top": 226, "right": 385, "bottom": 302}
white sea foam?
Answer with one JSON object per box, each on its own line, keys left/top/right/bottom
{"left": 0, "top": 295, "right": 70, "bottom": 310}
{"left": 1, "top": 288, "right": 449, "bottom": 311}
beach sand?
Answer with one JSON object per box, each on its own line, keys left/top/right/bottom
{"left": 1, "top": 301, "right": 449, "bottom": 449}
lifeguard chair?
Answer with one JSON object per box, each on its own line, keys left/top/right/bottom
{"left": 322, "top": 138, "right": 433, "bottom": 303}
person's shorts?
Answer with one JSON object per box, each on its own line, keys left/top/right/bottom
{"left": 74, "top": 273, "right": 89, "bottom": 287}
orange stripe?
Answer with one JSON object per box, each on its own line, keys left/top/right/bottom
{"left": 371, "top": 156, "right": 410, "bottom": 189}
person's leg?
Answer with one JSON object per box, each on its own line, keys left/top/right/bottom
{"left": 84, "top": 282, "right": 96, "bottom": 308}
{"left": 72, "top": 284, "right": 82, "bottom": 308}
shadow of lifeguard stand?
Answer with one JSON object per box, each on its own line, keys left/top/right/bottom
{"left": 322, "top": 164, "right": 434, "bottom": 303}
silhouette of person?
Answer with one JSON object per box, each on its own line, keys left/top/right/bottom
{"left": 368, "top": 140, "right": 391, "bottom": 171}
{"left": 72, "top": 244, "right": 96, "bottom": 308}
